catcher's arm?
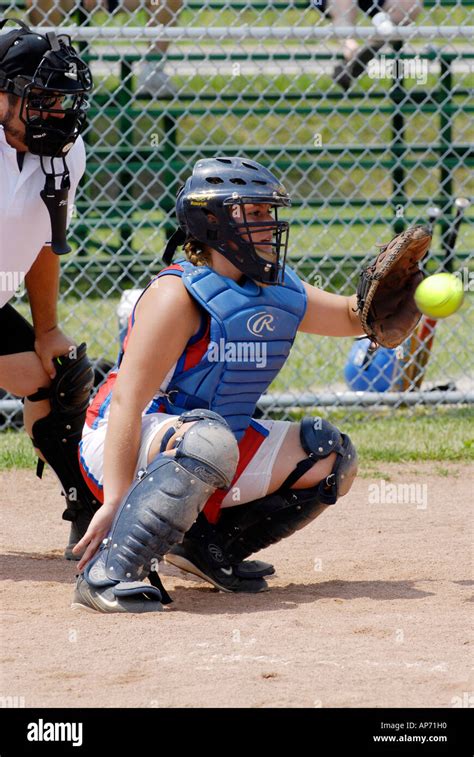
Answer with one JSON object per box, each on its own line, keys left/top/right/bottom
{"left": 299, "top": 225, "right": 431, "bottom": 343}
{"left": 298, "top": 285, "right": 364, "bottom": 337}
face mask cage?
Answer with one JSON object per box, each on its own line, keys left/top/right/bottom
{"left": 19, "top": 84, "right": 88, "bottom": 144}
{"left": 222, "top": 196, "right": 290, "bottom": 284}
{"left": 23, "top": 90, "right": 85, "bottom": 114}
{"left": 15, "top": 37, "right": 92, "bottom": 156}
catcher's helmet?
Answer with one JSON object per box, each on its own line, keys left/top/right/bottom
{"left": 0, "top": 18, "right": 92, "bottom": 159}
{"left": 344, "top": 338, "right": 398, "bottom": 392}
{"left": 164, "top": 157, "right": 291, "bottom": 285}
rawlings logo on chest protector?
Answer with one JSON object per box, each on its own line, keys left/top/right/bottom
{"left": 246, "top": 312, "right": 275, "bottom": 336}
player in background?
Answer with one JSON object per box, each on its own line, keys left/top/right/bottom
{"left": 26, "top": 0, "right": 182, "bottom": 96}
{"left": 316, "top": 0, "right": 423, "bottom": 89}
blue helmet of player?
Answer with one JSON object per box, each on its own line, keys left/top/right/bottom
{"left": 344, "top": 338, "right": 398, "bottom": 392}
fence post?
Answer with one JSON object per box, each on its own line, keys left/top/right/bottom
{"left": 438, "top": 53, "right": 454, "bottom": 271}
{"left": 390, "top": 41, "right": 407, "bottom": 235}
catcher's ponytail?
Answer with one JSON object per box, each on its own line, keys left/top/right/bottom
{"left": 184, "top": 239, "right": 212, "bottom": 267}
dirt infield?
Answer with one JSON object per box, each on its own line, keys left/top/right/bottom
{"left": 1, "top": 463, "right": 472, "bottom": 709}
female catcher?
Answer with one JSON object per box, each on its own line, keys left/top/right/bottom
{"left": 73, "top": 156, "right": 430, "bottom": 613}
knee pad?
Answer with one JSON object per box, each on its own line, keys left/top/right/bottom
{"left": 28, "top": 342, "right": 98, "bottom": 521}
{"left": 86, "top": 412, "right": 239, "bottom": 588}
{"left": 157, "top": 408, "right": 237, "bottom": 455}
{"left": 283, "top": 416, "right": 357, "bottom": 497}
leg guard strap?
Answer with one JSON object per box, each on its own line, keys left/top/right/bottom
{"left": 217, "top": 483, "right": 330, "bottom": 564}
{"left": 216, "top": 429, "right": 357, "bottom": 563}
{"left": 281, "top": 416, "right": 348, "bottom": 489}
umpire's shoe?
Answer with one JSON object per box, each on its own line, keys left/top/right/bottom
{"left": 64, "top": 520, "right": 85, "bottom": 561}
{"left": 64, "top": 505, "right": 96, "bottom": 561}
{"left": 166, "top": 537, "right": 269, "bottom": 593}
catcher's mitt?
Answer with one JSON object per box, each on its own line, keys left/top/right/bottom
{"left": 356, "top": 225, "right": 432, "bottom": 349}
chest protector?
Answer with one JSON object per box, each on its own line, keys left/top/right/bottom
{"left": 154, "top": 260, "right": 307, "bottom": 440}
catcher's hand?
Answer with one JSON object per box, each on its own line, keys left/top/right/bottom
{"left": 356, "top": 225, "right": 432, "bottom": 349}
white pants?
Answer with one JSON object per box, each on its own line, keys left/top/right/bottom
{"left": 79, "top": 413, "right": 291, "bottom": 507}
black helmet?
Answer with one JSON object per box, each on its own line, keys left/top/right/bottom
{"left": 0, "top": 18, "right": 92, "bottom": 159}
{"left": 164, "top": 156, "right": 291, "bottom": 285}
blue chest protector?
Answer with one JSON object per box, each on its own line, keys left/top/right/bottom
{"left": 157, "top": 260, "right": 307, "bottom": 440}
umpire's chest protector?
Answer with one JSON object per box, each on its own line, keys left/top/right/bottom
{"left": 157, "top": 261, "right": 307, "bottom": 440}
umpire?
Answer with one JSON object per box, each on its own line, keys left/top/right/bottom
{"left": 0, "top": 18, "right": 98, "bottom": 557}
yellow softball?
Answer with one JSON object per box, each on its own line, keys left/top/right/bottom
{"left": 414, "top": 273, "right": 464, "bottom": 318}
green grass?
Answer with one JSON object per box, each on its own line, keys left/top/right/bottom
{"left": 334, "top": 406, "right": 474, "bottom": 462}
{"left": 268, "top": 406, "right": 474, "bottom": 462}
{"left": 1, "top": 406, "right": 472, "bottom": 470}
{"left": 0, "top": 432, "right": 37, "bottom": 470}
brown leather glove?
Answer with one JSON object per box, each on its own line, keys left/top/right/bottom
{"left": 356, "top": 225, "right": 432, "bottom": 349}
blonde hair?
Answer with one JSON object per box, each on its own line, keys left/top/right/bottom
{"left": 184, "top": 239, "right": 212, "bottom": 267}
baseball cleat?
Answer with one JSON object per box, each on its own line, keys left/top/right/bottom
{"left": 165, "top": 539, "right": 269, "bottom": 593}
{"left": 71, "top": 575, "right": 164, "bottom": 614}
{"left": 232, "top": 559, "right": 275, "bottom": 579}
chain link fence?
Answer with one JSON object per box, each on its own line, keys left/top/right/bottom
{"left": 1, "top": 0, "right": 473, "bottom": 429}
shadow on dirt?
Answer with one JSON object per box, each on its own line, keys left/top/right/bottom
{"left": 0, "top": 552, "right": 76, "bottom": 583}
{"left": 0, "top": 554, "right": 442, "bottom": 613}
{"left": 164, "top": 578, "right": 437, "bottom": 615}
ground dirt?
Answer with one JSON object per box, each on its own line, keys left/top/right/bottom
{"left": 1, "top": 463, "right": 472, "bottom": 708}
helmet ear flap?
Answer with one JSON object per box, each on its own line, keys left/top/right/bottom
{"left": 163, "top": 228, "right": 187, "bottom": 265}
